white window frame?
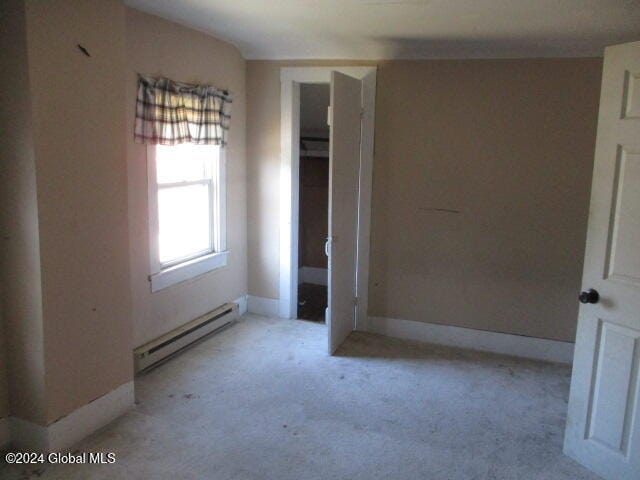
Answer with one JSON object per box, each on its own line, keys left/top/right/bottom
{"left": 147, "top": 144, "right": 228, "bottom": 292}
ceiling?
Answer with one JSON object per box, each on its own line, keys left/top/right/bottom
{"left": 124, "top": 0, "right": 640, "bottom": 59}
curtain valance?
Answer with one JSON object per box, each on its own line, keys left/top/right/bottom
{"left": 134, "top": 76, "right": 232, "bottom": 146}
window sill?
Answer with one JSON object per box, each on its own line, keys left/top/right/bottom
{"left": 150, "top": 251, "right": 228, "bottom": 292}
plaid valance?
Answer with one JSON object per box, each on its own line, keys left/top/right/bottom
{"left": 134, "top": 76, "right": 232, "bottom": 146}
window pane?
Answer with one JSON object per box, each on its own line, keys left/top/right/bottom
{"left": 158, "top": 184, "right": 211, "bottom": 264}
{"left": 156, "top": 144, "right": 217, "bottom": 184}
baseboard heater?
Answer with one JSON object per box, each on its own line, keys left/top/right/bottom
{"left": 134, "top": 302, "right": 239, "bottom": 373}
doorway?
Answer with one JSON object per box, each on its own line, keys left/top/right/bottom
{"left": 279, "top": 66, "right": 377, "bottom": 352}
{"left": 297, "top": 83, "right": 330, "bottom": 322}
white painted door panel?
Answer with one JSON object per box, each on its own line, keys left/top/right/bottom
{"left": 327, "top": 71, "right": 362, "bottom": 354}
{"left": 564, "top": 41, "right": 640, "bottom": 480}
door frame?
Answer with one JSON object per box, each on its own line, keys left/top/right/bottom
{"left": 279, "top": 66, "right": 377, "bottom": 328}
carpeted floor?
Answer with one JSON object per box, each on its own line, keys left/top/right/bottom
{"left": 1, "top": 314, "right": 600, "bottom": 480}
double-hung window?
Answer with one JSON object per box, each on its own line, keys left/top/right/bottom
{"left": 148, "top": 143, "right": 227, "bottom": 292}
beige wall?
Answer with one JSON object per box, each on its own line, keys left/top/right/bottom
{"left": 126, "top": 8, "right": 248, "bottom": 347}
{"left": 370, "top": 59, "right": 601, "bottom": 342}
{"left": 247, "top": 58, "right": 602, "bottom": 342}
{"left": 0, "top": 0, "right": 47, "bottom": 424}
{"left": 24, "top": 0, "right": 133, "bottom": 422}
{"left": 0, "top": 0, "right": 248, "bottom": 431}
{"left": 247, "top": 62, "right": 282, "bottom": 299}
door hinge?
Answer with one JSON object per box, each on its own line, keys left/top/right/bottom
{"left": 354, "top": 296, "right": 358, "bottom": 306}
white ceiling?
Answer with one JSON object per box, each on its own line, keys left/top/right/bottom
{"left": 124, "top": 0, "right": 640, "bottom": 59}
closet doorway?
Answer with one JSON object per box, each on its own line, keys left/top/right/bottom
{"left": 279, "top": 66, "right": 377, "bottom": 354}
{"left": 297, "top": 84, "right": 330, "bottom": 322}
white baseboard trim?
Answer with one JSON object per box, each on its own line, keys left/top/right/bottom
{"left": 247, "top": 295, "right": 279, "bottom": 317}
{"left": 368, "top": 316, "right": 574, "bottom": 364}
{"left": 234, "top": 295, "right": 248, "bottom": 315}
{"left": 8, "top": 417, "right": 48, "bottom": 452}
{"left": 298, "top": 267, "right": 328, "bottom": 286}
{"left": 0, "top": 417, "right": 9, "bottom": 450}
{"left": 9, "top": 381, "right": 134, "bottom": 452}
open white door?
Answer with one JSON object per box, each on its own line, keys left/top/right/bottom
{"left": 327, "top": 71, "right": 362, "bottom": 354}
{"left": 564, "top": 41, "right": 640, "bottom": 480}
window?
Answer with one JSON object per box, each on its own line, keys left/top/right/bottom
{"left": 148, "top": 143, "right": 227, "bottom": 292}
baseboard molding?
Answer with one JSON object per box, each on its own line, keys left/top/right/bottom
{"left": 247, "top": 295, "right": 279, "bottom": 317}
{"left": 8, "top": 417, "right": 48, "bottom": 452}
{"left": 9, "top": 381, "right": 134, "bottom": 452}
{"left": 0, "top": 417, "right": 9, "bottom": 450}
{"left": 368, "top": 316, "right": 574, "bottom": 364}
{"left": 298, "top": 267, "right": 328, "bottom": 286}
{"left": 234, "top": 295, "right": 248, "bottom": 315}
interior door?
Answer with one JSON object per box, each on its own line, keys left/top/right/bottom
{"left": 564, "top": 41, "right": 640, "bottom": 480}
{"left": 327, "top": 71, "right": 362, "bottom": 354}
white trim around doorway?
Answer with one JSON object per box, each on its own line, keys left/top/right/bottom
{"left": 279, "top": 66, "right": 377, "bottom": 329}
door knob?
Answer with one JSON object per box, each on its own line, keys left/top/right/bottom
{"left": 579, "top": 289, "right": 599, "bottom": 304}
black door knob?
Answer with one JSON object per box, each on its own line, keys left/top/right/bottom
{"left": 579, "top": 289, "right": 599, "bottom": 304}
